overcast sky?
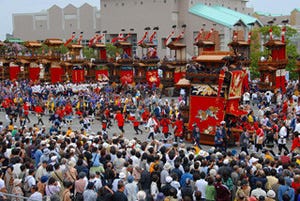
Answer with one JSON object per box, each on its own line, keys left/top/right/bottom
{"left": 0, "top": 0, "right": 299, "bottom": 40}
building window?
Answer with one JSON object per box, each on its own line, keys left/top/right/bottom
{"left": 191, "top": 1, "right": 193, "bottom": 4}
{"left": 164, "top": 0, "right": 167, "bottom": 3}
{"left": 35, "top": 15, "right": 47, "bottom": 20}
{"left": 64, "top": 14, "right": 76, "bottom": 20}
{"left": 122, "top": 3, "right": 124, "bottom": 6}
{"left": 235, "top": 8, "right": 237, "bottom": 11}
{"left": 116, "top": 2, "right": 119, "bottom": 6}
{"left": 104, "top": 4, "right": 107, "bottom": 7}
{"left": 140, "top": 1, "right": 143, "bottom": 5}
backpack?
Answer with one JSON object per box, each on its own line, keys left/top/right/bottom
{"left": 23, "top": 177, "right": 31, "bottom": 192}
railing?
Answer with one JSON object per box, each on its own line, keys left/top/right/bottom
{"left": 0, "top": 192, "right": 31, "bottom": 200}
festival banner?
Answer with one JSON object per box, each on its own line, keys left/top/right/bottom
{"left": 9, "top": 65, "right": 20, "bottom": 80}
{"left": 228, "top": 70, "right": 246, "bottom": 99}
{"left": 120, "top": 66, "right": 133, "bottom": 84}
{"left": 174, "top": 66, "right": 186, "bottom": 84}
{"left": 95, "top": 68, "right": 109, "bottom": 82}
{"left": 225, "top": 99, "right": 248, "bottom": 117}
{"left": 146, "top": 66, "right": 160, "bottom": 87}
{"left": 29, "top": 67, "right": 40, "bottom": 82}
{"left": 276, "top": 69, "right": 286, "bottom": 93}
{"left": 189, "top": 96, "right": 225, "bottom": 133}
{"left": 50, "top": 67, "right": 63, "bottom": 83}
{"left": 72, "top": 69, "right": 85, "bottom": 83}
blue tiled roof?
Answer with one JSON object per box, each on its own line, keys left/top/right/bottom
{"left": 213, "top": 6, "right": 263, "bottom": 27}
{"left": 189, "top": 3, "right": 262, "bottom": 28}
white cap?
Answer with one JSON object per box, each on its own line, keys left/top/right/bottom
{"left": 119, "top": 172, "right": 126, "bottom": 179}
{"left": 166, "top": 176, "right": 173, "bottom": 183}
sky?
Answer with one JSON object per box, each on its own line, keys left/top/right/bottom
{"left": 0, "top": 0, "right": 299, "bottom": 40}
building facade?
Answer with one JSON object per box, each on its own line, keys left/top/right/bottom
{"left": 100, "top": 0, "right": 258, "bottom": 57}
{"left": 13, "top": 3, "right": 101, "bottom": 43}
{"left": 13, "top": 0, "right": 261, "bottom": 57}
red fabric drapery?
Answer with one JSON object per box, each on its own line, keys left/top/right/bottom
{"left": 9, "top": 66, "right": 20, "bottom": 80}
{"left": 120, "top": 69, "right": 133, "bottom": 84}
{"left": 99, "top": 49, "right": 107, "bottom": 60}
{"left": 174, "top": 67, "right": 186, "bottom": 84}
{"left": 189, "top": 96, "right": 225, "bottom": 132}
{"left": 29, "top": 67, "right": 40, "bottom": 82}
{"left": 95, "top": 69, "right": 109, "bottom": 81}
{"left": 146, "top": 70, "right": 160, "bottom": 87}
{"left": 226, "top": 99, "right": 248, "bottom": 117}
{"left": 50, "top": 67, "right": 63, "bottom": 83}
{"left": 72, "top": 69, "right": 85, "bottom": 83}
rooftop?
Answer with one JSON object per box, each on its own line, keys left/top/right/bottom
{"left": 189, "top": 3, "right": 262, "bottom": 28}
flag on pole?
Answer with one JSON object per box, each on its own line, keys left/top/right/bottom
{"left": 64, "top": 32, "right": 76, "bottom": 46}
{"left": 164, "top": 25, "right": 177, "bottom": 46}
{"left": 205, "top": 28, "right": 214, "bottom": 40}
{"left": 194, "top": 28, "right": 204, "bottom": 43}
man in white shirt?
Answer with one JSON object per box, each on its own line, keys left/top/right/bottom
{"left": 278, "top": 122, "right": 289, "bottom": 155}
{"left": 146, "top": 114, "right": 158, "bottom": 140}
{"left": 251, "top": 181, "right": 266, "bottom": 199}
{"left": 195, "top": 172, "right": 208, "bottom": 200}
{"left": 28, "top": 185, "right": 42, "bottom": 201}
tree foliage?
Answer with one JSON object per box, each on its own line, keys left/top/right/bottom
{"left": 105, "top": 43, "right": 122, "bottom": 59}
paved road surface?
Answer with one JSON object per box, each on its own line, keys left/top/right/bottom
{"left": 0, "top": 104, "right": 292, "bottom": 156}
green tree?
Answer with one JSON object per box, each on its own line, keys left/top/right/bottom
{"left": 105, "top": 43, "right": 122, "bottom": 59}
{"left": 82, "top": 47, "right": 96, "bottom": 59}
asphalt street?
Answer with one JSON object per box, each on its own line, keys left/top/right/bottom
{"left": 0, "top": 103, "right": 293, "bottom": 156}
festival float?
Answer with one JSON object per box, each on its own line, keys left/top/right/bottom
{"left": 110, "top": 29, "right": 135, "bottom": 85}
{"left": 186, "top": 27, "right": 249, "bottom": 145}
{"left": 136, "top": 27, "right": 160, "bottom": 87}
{"left": 43, "top": 38, "right": 64, "bottom": 83}
{"left": 257, "top": 22, "right": 288, "bottom": 93}
{"left": 0, "top": 42, "right": 9, "bottom": 80}
{"left": 160, "top": 25, "right": 187, "bottom": 96}
{"left": 89, "top": 31, "right": 109, "bottom": 83}
{"left": 14, "top": 41, "right": 41, "bottom": 82}
{"left": 62, "top": 32, "right": 85, "bottom": 83}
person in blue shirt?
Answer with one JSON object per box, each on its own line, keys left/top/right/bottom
{"left": 277, "top": 177, "right": 295, "bottom": 201}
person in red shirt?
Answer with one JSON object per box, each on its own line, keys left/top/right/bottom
{"left": 160, "top": 115, "right": 171, "bottom": 139}
{"left": 291, "top": 134, "right": 300, "bottom": 153}
{"left": 292, "top": 175, "right": 300, "bottom": 195}
{"left": 132, "top": 117, "right": 142, "bottom": 135}
{"left": 256, "top": 124, "right": 264, "bottom": 152}
{"left": 280, "top": 151, "right": 291, "bottom": 165}
{"left": 115, "top": 110, "right": 125, "bottom": 134}
{"left": 23, "top": 101, "right": 31, "bottom": 123}
{"left": 173, "top": 117, "right": 184, "bottom": 143}
{"left": 35, "top": 104, "right": 44, "bottom": 125}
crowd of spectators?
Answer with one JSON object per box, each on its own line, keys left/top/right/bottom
{"left": 0, "top": 79, "right": 298, "bottom": 201}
